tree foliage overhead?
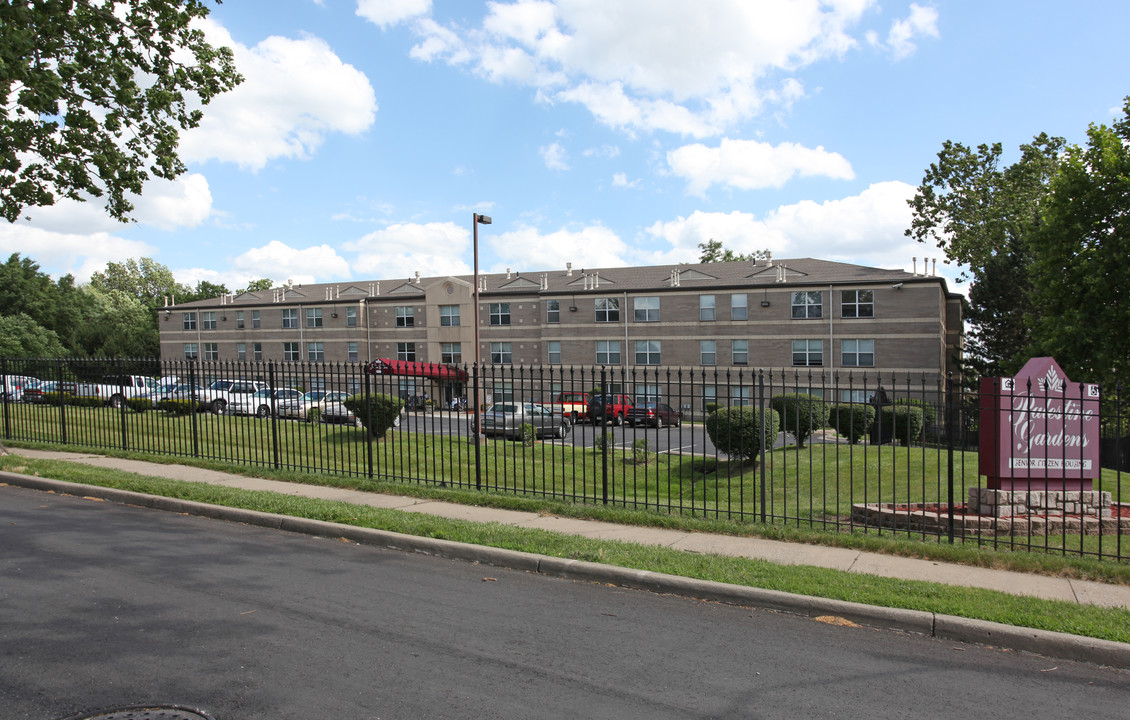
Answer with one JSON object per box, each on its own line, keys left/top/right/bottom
{"left": 908, "top": 98, "right": 1130, "bottom": 386}
{"left": 0, "top": 0, "right": 241, "bottom": 223}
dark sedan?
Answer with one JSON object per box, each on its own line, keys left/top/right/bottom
{"left": 626, "top": 402, "right": 682, "bottom": 428}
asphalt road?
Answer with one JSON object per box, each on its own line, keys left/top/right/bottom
{"left": 2, "top": 484, "right": 1126, "bottom": 720}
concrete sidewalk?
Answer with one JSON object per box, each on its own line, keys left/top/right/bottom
{"left": 8, "top": 446, "right": 1130, "bottom": 612}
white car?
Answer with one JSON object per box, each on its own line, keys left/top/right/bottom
{"left": 230, "top": 387, "right": 305, "bottom": 417}
{"left": 278, "top": 390, "right": 352, "bottom": 420}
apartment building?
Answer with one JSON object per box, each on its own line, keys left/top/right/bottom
{"left": 158, "top": 258, "right": 962, "bottom": 407}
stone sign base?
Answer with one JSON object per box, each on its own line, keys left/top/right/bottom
{"left": 851, "top": 501, "right": 1129, "bottom": 537}
{"left": 968, "top": 488, "right": 1112, "bottom": 518}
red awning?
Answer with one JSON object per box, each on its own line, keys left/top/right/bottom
{"left": 366, "top": 358, "right": 468, "bottom": 381}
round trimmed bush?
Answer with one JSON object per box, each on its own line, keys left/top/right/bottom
{"left": 344, "top": 393, "right": 404, "bottom": 439}
{"left": 878, "top": 404, "right": 925, "bottom": 445}
{"left": 705, "top": 406, "right": 780, "bottom": 463}
{"left": 770, "top": 393, "right": 830, "bottom": 448}
{"left": 829, "top": 403, "right": 875, "bottom": 444}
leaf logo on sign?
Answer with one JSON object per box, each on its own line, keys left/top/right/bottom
{"left": 1038, "top": 367, "right": 1063, "bottom": 393}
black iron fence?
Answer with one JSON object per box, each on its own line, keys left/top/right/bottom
{"left": 1, "top": 356, "right": 1126, "bottom": 562}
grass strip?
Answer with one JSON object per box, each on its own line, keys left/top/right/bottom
{"left": 3, "top": 453, "right": 1129, "bottom": 644}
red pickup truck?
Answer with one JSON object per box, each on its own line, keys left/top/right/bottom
{"left": 586, "top": 394, "right": 635, "bottom": 425}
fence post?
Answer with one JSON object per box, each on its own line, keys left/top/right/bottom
{"left": 189, "top": 362, "right": 200, "bottom": 457}
{"left": 268, "top": 361, "right": 280, "bottom": 469}
{"left": 117, "top": 358, "right": 128, "bottom": 451}
{"left": 57, "top": 359, "right": 67, "bottom": 445}
{"left": 600, "top": 366, "right": 608, "bottom": 505}
{"left": 473, "top": 363, "right": 481, "bottom": 491}
{"left": 946, "top": 372, "right": 956, "bottom": 543}
{"left": 759, "top": 369, "right": 767, "bottom": 524}
{"left": 1, "top": 357, "right": 9, "bottom": 441}
{"left": 365, "top": 367, "right": 374, "bottom": 480}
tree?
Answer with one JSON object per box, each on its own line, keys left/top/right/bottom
{"left": 244, "top": 278, "right": 274, "bottom": 292}
{"left": 77, "top": 286, "right": 155, "bottom": 357}
{"left": 88, "top": 257, "right": 191, "bottom": 305}
{"left": 906, "top": 133, "right": 1064, "bottom": 377}
{"left": 1029, "top": 100, "right": 1130, "bottom": 386}
{"left": 0, "top": 313, "right": 68, "bottom": 357}
{"left": 0, "top": 253, "right": 90, "bottom": 354}
{"left": 697, "top": 239, "right": 772, "bottom": 263}
{"left": 0, "top": 0, "right": 241, "bottom": 223}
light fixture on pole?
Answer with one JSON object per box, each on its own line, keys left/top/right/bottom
{"left": 472, "top": 213, "right": 492, "bottom": 476}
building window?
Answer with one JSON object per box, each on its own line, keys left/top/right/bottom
{"left": 237, "top": 343, "right": 246, "bottom": 361}
{"left": 634, "top": 296, "right": 659, "bottom": 322}
{"left": 841, "top": 290, "right": 874, "bottom": 318}
{"left": 636, "top": 384, "right": 662, "bottom": 404}
{"left": 307, "top": 308, "right": 323, "bottom": 328}
{"left": 283, "top": 342, "right": 300, "bottom": 361}
{"left": 202, "top": 311, "right": 217, "bottom": 330}
{"left": 596, "top": 340, "right": 621, "bottom": 365}
{"left": 253, "top": 343, "right": 262, "bottom": 361}
{"left": 183, "top": 343, "right": 198, "bottom": 360}
{"left": 203, "top": 342, "right": 218, "bottom": 361}
{"left": 594, "top": 297, "right": 620, "bottom": 322}
{"left": 841, "top": 339, "right": 875, "bottom": 367}
{"left": 182, "top": 312, "right": 196, "bottom": 330}
{"left": 441, "top": 342, "right": 461, "bottom": 364}
{"left": 732, "top": 339, "right": 749, "bottom": 366}
{"left": 731, "top": 294, "right": 748, "bottom": 321}
{"left": 491, "top": 342, "right": 512, "bottom": 364}
{"left": 252, "top": 310, "right": 260, "bottom": 329}
{"left": 236, "top": 311, "right": 245, "bottom": 329}
{"left": 346, "top": 306, "right": 358, "bottom": 327}
{"left": 840, "top": 389, "right": 875, "bottom": 404}
{"left": 397, "top": 342, "right": 416, "bottom": 361}
{"left": 731, "top": 387, "right": 752, "bottom": 406}
{"left": 307, "top": 342, "right": 324, "bottom": 362}
{"left": 699, "top": 295, "right": 716, "bottom": 321}
{"left": 702, "top": 385, "right": 717, "bottom": 411}
{"left": 489, "top": 303, "right": 510, "bottom": 326}
{"left": 700, "top": 340, "right": 716, "bottom": 366}
{"left": 282, "top": 308, "right": 298, "bottom": 328}
{"left": 546, "top": 299, "right": 560, "bottom": 323}
{"left": 791, "top": 291, "right": 823, "bottom": 319}
{"left": 792, "top": 339, "right": 823, "bottom": 366}
{"left": 396, "top": 306, "right": 414, "bottom": 327}
{"left": 348, "top": 342, "right": 358, "bottom": 363}
{"left": 439, "top": 305, "right": 460, "bottom": 327}
{"left": 491, "top": 381, "right": 514, "bottom": 403}
{"left": 547, "top": 341, "right": 561, "bottom": 365}
{"left": 635, "top": 340, "right": 661, "bottom": 365}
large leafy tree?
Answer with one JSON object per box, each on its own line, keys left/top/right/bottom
{"left": 697, "top": 239, "right": 771, "bottom": 263}
{"left": 905, "top": 133, "right": 1064, "bottom": 377}
{"left": 0, "top": 252, "right": 90, "bottom": 354}
{"left": 0, "top": 312, "right": 68, "bottom": 356}
{"left": 1029, "top": 100, "right": 1130, "bottom": 386}
{"left": 0, "top": 0, "right": 241, "bottom": 222}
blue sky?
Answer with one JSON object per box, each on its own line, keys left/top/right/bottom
{"left": 5, "top": 0, "right": 1128, "bottom": 294}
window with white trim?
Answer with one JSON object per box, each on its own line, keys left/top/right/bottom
{"left": 282, "top": 309, "right": 298, "bottom": 328}
{"left": 202, "top": 311, "right": 216, "bottom": 330}
{"left": 203, "top": 342, "right": 218, "bottom": 361}
{"left": 596, "top": 340, "right": 621, "bottom": 365}
{"left": 699, "top": 295, "right": 715, "bottom": 321}
{"left": 183, "top": 343, "right": 198, "bottom": 360}
{"left": 547, "top": 341, "right": 561, "bottom": 364}
{"left": 700, "top": 340, "right": 716, "bottom": 365}
{"left": 182, "top": 312, "right": 196, "bottom": 330}
{"left": 791, "top": 291, "right": 823, "bottom": 319}
{"left": 396, "top": 306, "right": 414, "bottom": 327}
{"left": 439, "top": 305, "right": 460, "bottom": 326}
{"left": 792, "top": 339, "right": 823, "bottom": 366}
{"left": 306, "top": 308, "right": 323, "bottom": 328}
{"left": 732, "top": 339, "right": 748, "bottom": 366}
{"left": 731, "top": 294, "right": 748, "bottom": 321}
{"left": 841, "top": 339, "right": 875, "bottom": 367}
{"left": 489, "top": 303, "right": 510, "bottom": 326}
{"left": 635, "top": 340, "right": 661, "bottom": 365}
{"left": 346, "top": 306, "right": 358, "bottom": 327}
{"left": 841, "top": 290, "right": 874, "bottom": 318}
{"left": 397, "top": 342, "right": 416, "bottom": 361}
{"left": 348, "top": 342, "right": 359, "bottom": 363}
{"left": 307, "top": 342, "right": 324, "bottom": 362}
{"left": 546, "top": 299, "right": 560, "bottom": 323}
{"left": 283, "top": 342, "right": 300, "bottom": 361}
{"left": 491, "top": 342, "right": 511, "bottom": 364}
{"left": 633, "top": 296, "right": 659, "bottom": 322}
{"left": 594, "top": 298, "right": 620, "bottom": 322}
{"left": 441, "top": 342, "right": 461, "bottom": 363}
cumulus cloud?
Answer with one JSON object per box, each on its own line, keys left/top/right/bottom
{"left": 642, "top": 181, "right": 921, "bottom": 269}
{"left": 612, "top": 172, "right": 640, "bottom": 188}
{"left": 885, "top": 4, "right": 939, "bottom": 60}
{"left": 230, "top": 240, "right": 352, "bottom": 286}
{"left": 540, "top": 142, "right": 570, "bottom": 170}
{"left": 0, "top": 221, "right": 158, "bottom": 282}
{"left": 397, "top": 0, "right": 883, "bottom": 136}
{"left": 343, "top": 222, "right": 473, "bottom": 278}
{"left": 356, "top": 0, "right": 432, "bottom": 28}
{"left": 667, "top": 138, "right": 855, "bottom": 196}
{"left": 180, "top": 20, "right": 377, "bottom": 170}
{"left": 488, "top": 224, "right": 630, "bottom": 272}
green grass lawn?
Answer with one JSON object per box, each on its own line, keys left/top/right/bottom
{"left": 3, "top": 401, "right": 1127, "bottom": 561}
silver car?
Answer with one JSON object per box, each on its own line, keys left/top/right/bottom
{"left": 475, "top": 402, "right": 571, "bottom": 439}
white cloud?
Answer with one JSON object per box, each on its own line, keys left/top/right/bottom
{"left": 356, "top": 0, "right": 432, "bottom": 29}
{"left": 642, "top": 181, "right": 922, "bottom": 269}
{"left": 612, "top": 172, "right": 639, "bottom": 188}
{"left": 582, "top": 144, "right": 621, "bottom": 158}
{"left": 540, "top": 142, "right": 570, "bottom": 170}
{"left": 230, "top": 240, "right": 351, "bottom": 286}
{"left": 489, "top": 224, "right": 630, "bottom": 271}
{"left": 886, "top": 4, "right": 939, "bottom": 60}
{"left": 406, "top": 0, "right": 882, "bottom": 136}
{"left": 0, "top": 221, "right": 157, "bottom": 282}
{"left": 667, "top": 138, "right": 855, "bottom": 196}
{"left": 343, "top": 222, "right": 473, "bottom": 278}
{"left": 180, "top": 21, "right": 377, "bottom": 170}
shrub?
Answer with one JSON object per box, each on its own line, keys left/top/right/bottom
{"left": 632, "top": 437, "right": 652, "bottom": 465}
{"left": 69, "top": 395, "right": 105, "bottom": 408}
{"left": 704, "top": 406, "right": 780, "bottom": 463}
{"left": 343, "top": 393, "right": 404, "bottom": 439}
{"left": 157, "top": 398, "right": 196, "bottom": 416}
{"left": 519, "top": 422, "right": 536, "bottom": 446}
{"left": 829, "top": 403, "right": 875, "bottom": 444}
{"left": 594, "top": 428, "right": 614, "bottom": 452}
{"left": 770, "top": 393, "right": 829, "bottom": 448}
{"left": 704, "top": 402, "right": 720, "bottom": 416}
{"left": 125, "top": 397, "right": 150, "bottom": 413}
{"left": 895, "top": 397, "right": 937, "bottom": 428}
{"left": 877, "top": 404, "right": 925, "bottom": 445}
{"left": 306, "top": 407, "right": 322, "bottom": 424}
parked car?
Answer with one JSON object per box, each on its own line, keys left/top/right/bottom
{"left": 20, "top": 380, "right": 55, "bottom": 403}
{"left": 2, "top": 375, "right": 41, "bottom": 402}
{"left": 586, "top": 394, "right": 635, "bottom": 426}
{"left": 550, "top": 391, "right": 591, "bottom": 422}
{"left": 626, "top": 402, "right": 682, "bottom": 428}
{"left": 72, "top": 375, "right": 156, "bottom": 407}
{"left": 278, "top": 390, "right": 352, "bottom": 420}
{"left": 146, "top": 383, "right": 210, "bottom": 410}
{"left": 206, "top": 378, "right": 269, "bottom": 415}
{"left": 319, "top": 400, "right": 362, "bottom": 427}
{"left": 230, "top": 387, "right": 304, "bottom": 417}
{"left": 473, "top": 402, "right": 571, "bottom": 439}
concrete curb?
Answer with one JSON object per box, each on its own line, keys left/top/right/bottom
{"left": 5, "top": 471, "right": 1130, "bottom": 669}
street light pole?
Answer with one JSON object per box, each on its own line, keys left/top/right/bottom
{"left": 472, "top": 214, "right": 492, "bottom": 482}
